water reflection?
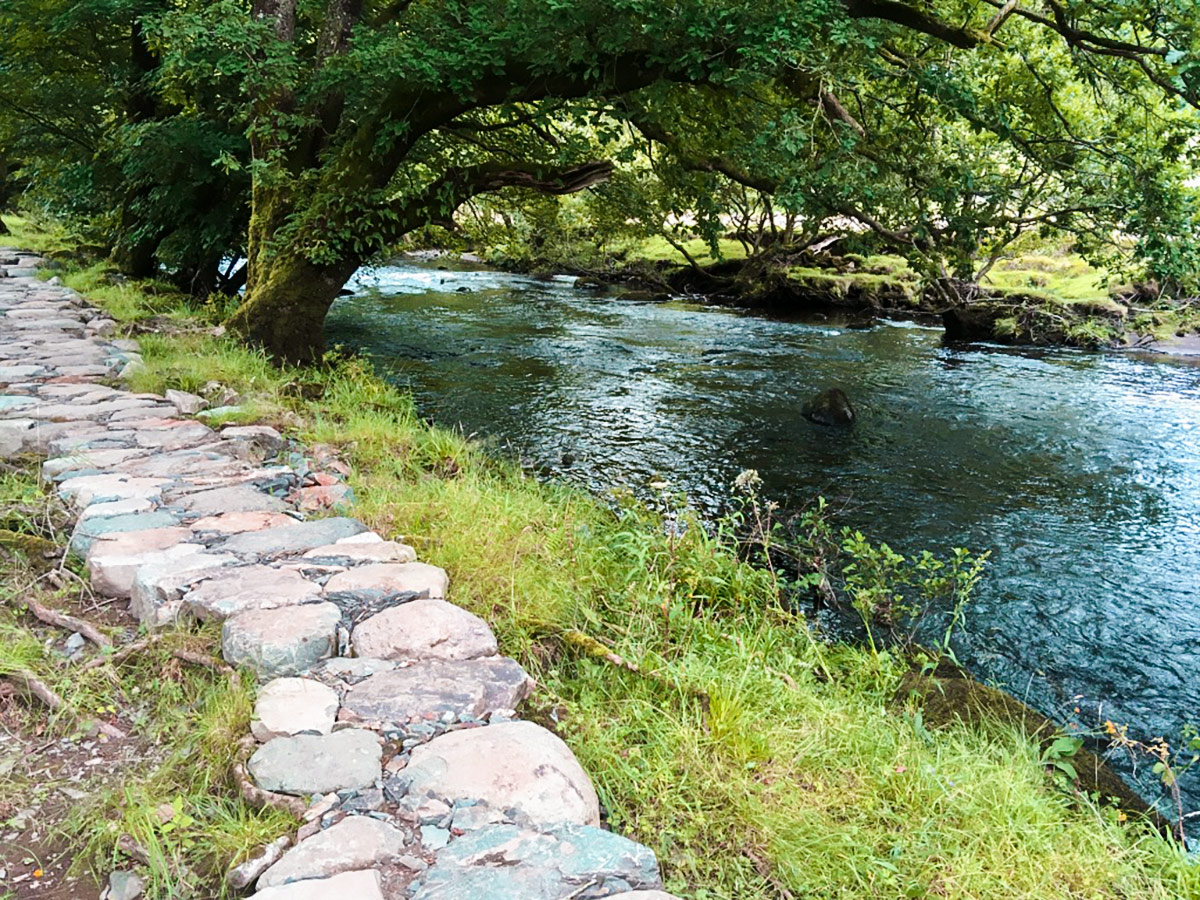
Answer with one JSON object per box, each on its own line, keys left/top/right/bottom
{"left": 331, "top": 261, "right": 1200, "bottom": 815}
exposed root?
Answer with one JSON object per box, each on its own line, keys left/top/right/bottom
{"left": 226, "top": 835, "right": 290, "bottom": 890}
{"left": 79, "top": 634, "right": 163, "bottom": 672}
{"left": 232, "top": 735, "right": 306, "bottom": 818}
{"left": 3, "top": 667, "right": 126, "bottom": 739}
{"left": 13, "top": 593, "right": 111, "bottom": 648}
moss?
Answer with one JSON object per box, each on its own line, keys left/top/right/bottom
{"left": 898, "top": 671, "right": 1168, "bottom": 833}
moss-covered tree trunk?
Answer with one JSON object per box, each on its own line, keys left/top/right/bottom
{"left": 227, "top": 184, "right": 358, "bottom": 363}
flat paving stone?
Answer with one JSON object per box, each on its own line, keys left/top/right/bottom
{"left": 86, "top": 531, "right": 198, "bottom": 597}
{"left": 350, "top": 597, "right": 496, "bottom": 662}
{"left": 189, "top": 510, "right": 295, "bottom": 536}
{"left": 248, "top": 728, "right": 381, "bottom": 796}
{"left": 410, "top": 824, "right": 663, "bottom": 900}
{"left": 216, "top": 517, "right": 370, "bottom": 559}
{"left": 130, "top": 549, "right": 240, "bottom": 625}
{"left": 184, "top": 565, "right": 323, "bottom": 622}
{"left": 340, "top": 657, "right": 532, "bottom": 725}
{"left": 70, "top": 509, "right": 182, "bottom": 556}
{"left": 324, "top": 562, "right": 447, "bottom": 600}
{"left": 58, "top": 473, "right": 172, "bottom": 508}
{"left": 252, "top": 677, "right": 340, "bottom": 741}
{"left": 303, "top": 540, "right": 417, "bottom": 566}
{"left": 250, "top": 869, "right": 384, "bottom": 900}
{"left": 173, "top": 483, "right": 288, "bottom": 514}
{"left": 223, "top": 602, "right": 341, "bottom": 678}
{"left": 257, "top": 815, "right": 405, "bottom": 889}
{"left": 400, "top": 721, "right": 600, "bottom": 827}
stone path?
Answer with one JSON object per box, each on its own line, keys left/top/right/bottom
{"left": 0, "top": 249, "right": 682, "bottom": 900}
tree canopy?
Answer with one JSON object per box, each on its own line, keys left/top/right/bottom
{"left": 2, "top": 0, "right": 1199, "bottom": 359}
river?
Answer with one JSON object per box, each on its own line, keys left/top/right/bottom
{"left": 328, "top": 258, "right": 1200, "bottom": 819}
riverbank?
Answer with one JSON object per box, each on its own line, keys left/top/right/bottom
{"left": 2, "top": 216, "right": 1198, "bottom": 899}
{"left": 496, "top": 237, "right": 1200, "bottom": 353}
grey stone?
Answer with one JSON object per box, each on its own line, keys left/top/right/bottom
{"left": 252, "top": 677, "right": 340, "bottom": 741}
{"left": 401, "top": 721, "right": 600, "bottom": 826}
{"left": 248, "top": 729, "right": 381, "bottom": 796}
{"left": 69, "top": 509, "right": 182, "bottom": 556}
{"left": 410, "top": 824, "right": 663, "bottom": 900}
{"left": 85, "top": 527, "right": 195, "bottom": 597}
{"left": 222, "top": 602, "right": 341, "bottom": 679}
{"left": 107, "top": 870, "right": 146, "bottom": 900}
{"left": 302, "top": 540, "right": 417, "bottom": 565}
{"left": 309, "top": 657, "right": 398, "bottom": 686}
{"left": 257, "top": 815, "right": 405, "bottom": 889}
{"left": 250, "top": 869, "right": 384, "bottom": 900}
{"left": 173, "top": 483, "right": 287, "bottom": 514}
{"left": 130, "top": 549, "right": 239, "bottom": 625}
{"left": 57, "top": 473, "right": 171, "bottom": 508}
{"left": 183, "top": 565, "right": 322, "bottom": 622}
{"left": 217, "top": 518, "right": 370, "bottom": 559}
{"left": 350, "top": 597, "right": 496, "bottom": 662}
{"left": 165, "top": 389, "right": 207, "bottom": 415}
{"left": 0, "top": 418, "right": 35, "bottom": 457}
{"left": 340, "top": 657, "right": 532, "bottom": 725}
{"left": 221, "top": 424, "right": 284, "bottom": 458}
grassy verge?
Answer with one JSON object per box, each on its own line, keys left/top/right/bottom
{"left": 3, "top": 213, "right": 1198, "bottom": 898}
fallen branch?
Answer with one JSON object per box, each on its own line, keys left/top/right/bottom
{"left": 233, "top": 735, "right": 307, "bottom": 818}
{"left": 171, "top": 647, "right": 236, "bottom": 679}
{"left": 14, "top": 594, "right": 110, "bottom": 648}
{"left": 3, "top": 668, "right": 125, "bottom": 739}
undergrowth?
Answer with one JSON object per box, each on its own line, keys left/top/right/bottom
{"left": 0, "top": 219, "right": 1196, "bottom": 897}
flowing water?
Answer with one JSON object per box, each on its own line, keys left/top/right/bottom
{"left": 329, "top": 259, "right": 1200, "bottom": 815}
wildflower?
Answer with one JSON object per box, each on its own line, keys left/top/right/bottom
{"left": 733, "top": 469, "right": 762, "bottom": 494}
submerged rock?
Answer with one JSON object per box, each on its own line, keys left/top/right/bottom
{"left": 802, "top": 388, "right": 855, "bottom": 426}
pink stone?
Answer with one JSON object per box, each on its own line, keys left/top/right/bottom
{"left": 189, "top": 511, "right": 295, "bottom": 536}
{"left": 183, "top": 565, "right": 323, "bottom": 621}
{"left": 323, "top": 562, "right": 447, "bottom": 599}
{"left": 350, "top": 597, "right": 496, "bottom": 661}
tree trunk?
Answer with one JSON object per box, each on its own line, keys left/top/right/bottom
{"left": 227, "top": 250, "right": 355, "bottom": 364}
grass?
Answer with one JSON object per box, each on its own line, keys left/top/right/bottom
{"left": 2, "top": 214, "right": 1198, "bottom": 897}
{"left": 0, "top": 464, "right": 292, "bottom": 897}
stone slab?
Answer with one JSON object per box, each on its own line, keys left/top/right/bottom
{"left": 183, "top": 565, "right": 323, "bottom": 622}
{"left": 248, "top": 728, "right": 381, "bottom": 796}
{"left": 340, "top": 657, "right": 532, "bottom": 725}
{"left": 324, "top": 562, "right": 447, "bottom": 600}
{"left": 216, "top": 518, "right": 370, "bottom": 558}
{"left": 401, "top": 721, "right": 599, "bottom": 827}
{"left": 257, "top": 815, "right": 405, "bottom": 889}
{"left": 252, "top": 677, "right": 340, "bottom": 741}
{"left": 223, "top": 602, "right": 341, "bottom": 678}
{"left": 350, "top": 597, "right": 496, "bottom": 662}
{"left": 410, "top": 824, "right": 662, "bottom": 900}
{"left": 250, "top": 869, "right": 384, "bottom": 900}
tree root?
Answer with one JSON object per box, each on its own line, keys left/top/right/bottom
{"left": 79, "top": 635, "right": 162, "bottom": 672}
{"left": 2, "top": 668, "right": 125, "bottom": 739}
{"left": 232, "top": 735, "right": 306, "bottom": 818}
{"left": 11, "top": 593, "right": 111, "bottom": 648}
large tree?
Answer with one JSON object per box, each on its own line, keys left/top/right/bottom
{"left": 143, "top": 0, "right": 1193, "bottom": 361}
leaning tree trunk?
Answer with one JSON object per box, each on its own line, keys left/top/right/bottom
{"left": 227, "top": 252, "right": 354, "bottom": 364}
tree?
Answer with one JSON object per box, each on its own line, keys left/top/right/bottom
{"left": 138, "top": 0, "right": 1184, "bottom": 361}
{"left": 0, "top": 0, "right": 250, "bottom": 291}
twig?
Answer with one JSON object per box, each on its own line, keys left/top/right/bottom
{"left": 79, "top": 634, "right": 162, "bottom": 672}
{"left": 171, "top": 648, "right": 238, "bottom": 681}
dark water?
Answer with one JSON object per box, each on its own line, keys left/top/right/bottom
{"left": 329, "top": 260, "right": 1200, "bottom": 816}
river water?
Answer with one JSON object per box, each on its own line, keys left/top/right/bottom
{"left": 329, "top": 259, "right": 1200, "bottom": 815}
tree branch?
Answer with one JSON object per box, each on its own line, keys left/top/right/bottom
{"left": 843, "top": 0, "right": 988, "bottom": 49}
